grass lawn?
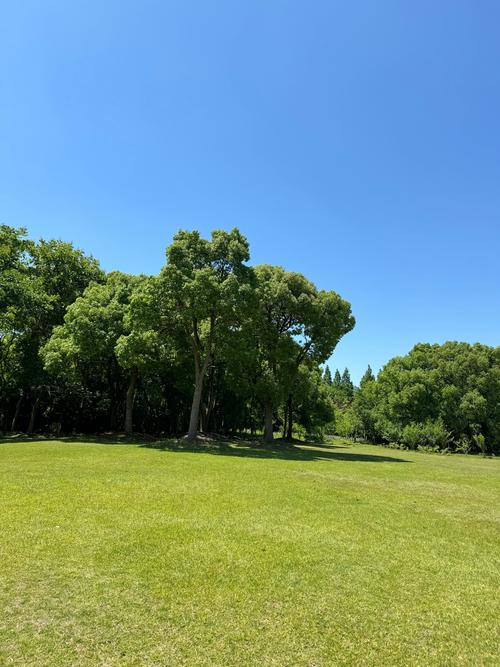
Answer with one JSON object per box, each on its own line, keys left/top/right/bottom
{"left": 0, "top": 437, "right": 499, "bottom": 666}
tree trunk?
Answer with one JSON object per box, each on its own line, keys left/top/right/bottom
{"left": 263, "top": 402, "right": 274, "bottom": 442}
{"left": 282, "top": 396, "right": 291, "bottom": 440}
{"left": 187, "top": 370, "right": 204, "bottom": 439}
{"left": 124, "top": 369, "right": 138, "bottom": 434}
{"left": 285, "top": 394, "right": 293, "bottom": 441}
{"left": 11, "top": 394, "right": 23, "bottom": 431}
{"left": 27, "top": 397, "right": 40, "bottom": 434}
{"left": 204, "top": 365, "right": 217, "bottom": 434}
{"left": 186, "top": 313, "right": 217, "bottom": 440}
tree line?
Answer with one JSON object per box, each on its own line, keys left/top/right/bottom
{"left": 0, "top": 225, "right": 354, "bottom": 440}
{"left": 2, "top": 224, "right": 498, "bottom": 452}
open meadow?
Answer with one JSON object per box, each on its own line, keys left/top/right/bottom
{"left": 1, "top": 437, "right": 499, "bottom": 666}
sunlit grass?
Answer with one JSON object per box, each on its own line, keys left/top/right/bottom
{"left": 1, "top": 437, "right": 499, "bottom": 666}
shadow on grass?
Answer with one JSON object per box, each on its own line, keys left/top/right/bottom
{"left": 0, "top": 433, "right": 410, "bottom": 463}
{"left": 141, "top": 440, "right": 410, "bottom": 463}
{"left": 0, "top": 433, "right": 155, "bottom": 445}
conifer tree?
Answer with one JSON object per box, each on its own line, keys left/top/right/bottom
{"left": 341, "top": 368, "right": 354, "bottom": 399}
{"left": 360, "top": 364, "right": 375, "bottom": 387}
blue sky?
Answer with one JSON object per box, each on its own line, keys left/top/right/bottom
{"left": 1, "top": 1, "right": 499, "bottom": 382}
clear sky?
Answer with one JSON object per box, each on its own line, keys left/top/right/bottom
{"left": 1, "top": 1, "right": 499, "bottom": 382}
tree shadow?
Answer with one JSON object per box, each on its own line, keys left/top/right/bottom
{"left": 0, "top": 433, "right": 410, "bottom": 463}
{"left": 0, "top": 432, "right": 155, "bottom": 445}
{"left": 140, "top": 438, "right": 410, "bottom": 463}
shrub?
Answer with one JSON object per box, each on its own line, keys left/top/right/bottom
{"left": 454, "top": 436, "right": 472, "bottom": 455}
{"left": 472, "top": 433, "right": 487, "bottom": 456}
{"left": 401, "top": 419, "right": 451, "bottom": 450}
{"left": 335, "top": 407, "right": 358, "bottom": 438}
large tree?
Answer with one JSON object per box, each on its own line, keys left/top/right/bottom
{"left": 0, "top": 226, "right": 103, "bottom": 432}
{"left": 0, "top": 226, "right": 37, "bottom": 429}
{"left": 42, "top": 272, "right": 164, "bottom": 434}
{"left": 353, "top": 342, "right": 500, "bottom": 452}
{"left": 247, "top": 265, "right": 354, "bottom": 441}
{"left": 160, "top": 229, "right": 252, "bottom": 439}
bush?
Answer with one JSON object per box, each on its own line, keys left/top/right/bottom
{"left": 335, "top": 407, "right": 358, "bottom": 438}
{"left": 401, "top": 419, "right": 451, "bottom": 450}
{"left": 454, "top": 436, "right": 472, "bottom": 455}
{"left": 472, "top": 433, "right": 487, "bottom": 456}
{"left": 375, "top": 418, "right": 402, "bottom": 445}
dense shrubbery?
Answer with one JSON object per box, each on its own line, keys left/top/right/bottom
{"left": 331, "top": 343, "right": 500, "bottom": 454}
{"left": 400, "top": 420, "right": 451, "bottom": 451}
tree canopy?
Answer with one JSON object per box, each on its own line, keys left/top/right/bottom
{"left": 1, "top": 225, "right": 354, "bottom": 440}
{"left": 3, "top": 224, "right": 498, "bottom": 453}
{"left": 332, "top": 343, "right": 500, "bottom": 453}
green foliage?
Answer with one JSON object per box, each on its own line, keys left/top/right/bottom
{"left": 289, "top": 364, "right": 335, "bottom": 439}
{"left": 42, "top": 272, "right": 139, "bottom": 373}
{"left": 341, "top": 368, "right": 354, "bottom": 394}
{"left": 334, "top": 405, "right": 359, "bottom": 439}
{"left": 230, "top": 264, "right": 353, "bottom": 440}
{"left": 349, "top": 342, "right": 500, "bottom": 453}
{"left": 31, "top": 238, "right": 103, "bottom": 325}
{"left": 329, "top": 367, "right": 356, "bottom": 408}
{"left": 472, "top": 433, "right": 487, "bottom": 456}
{"left": 401, "top": 419, "right": 451, "bottom": 450}
{"left": 38, "top": 226, "right": 354, "bottom": 439}
{"left": 160, "top": 228, "right": 253, "bottom": 438}
{"left": 360, "top": 365, "right": 375, "bottom": 387}
{"left": 0, "top": 226, "right": 103, "bottom": 431}
{"left": 6, "top": 225, "right": 498, "bottom": 454}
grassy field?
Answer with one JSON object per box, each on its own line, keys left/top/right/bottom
{"left": 0, "top": 437, "right": 499, "bottom": 666}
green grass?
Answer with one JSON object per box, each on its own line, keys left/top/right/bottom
{"left": 1, "top": 437, "right": 499, "bottom": 666}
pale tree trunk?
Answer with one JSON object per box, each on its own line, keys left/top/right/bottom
{"left": 124, "top": 369, "right": 138, "bottom": 434}
{"left": 187, "top": 365, "right": 205, "bottom": 439}
{"left": 28, "top": 397, "right": 40, "bottom": 434}
{"left": 263, "top": 402, "right": 274, "bottom": 442}
{"left": 186, "top": 315, "right": 214, "bottom": 440}
{"left": 11, "top": 394, "right": 23, "bottom": 431}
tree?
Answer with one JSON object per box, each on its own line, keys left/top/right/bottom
{"left": 247, "top": 265, "right": 354, "bottom": 441}
{"left": 0, "top": 227, "right": 103, "bottom": 432}
{"left": 331, "top": 367, "right": 354, "bottom": 409}
{"left": 366, "top": 342, "right": 500, "bottom": 452}
{"left": 351, "top": 376, "right": 378, "bottom": 441}
{"left": 42, "top": 272, "right": 149, "bottom": 433}
{"left": 360, "top": 365, "right": 375, "bottom": 387}
{"left": 32, "top": 239, "right": 103, "bottom": 324}
{"left": 160, "top": 229, "right": 252, "bottom": 440}
{"left": 116, "top": 276, "right": 175, "bottom": 433}
{"left": 0, "top": 226, "right": 35, "bottom": 429}
{"left": 287, "top": 364, "right": 335, "bottom": 439}
{"left": 341, "top": 368, "right": 354, "bottom": 398}
{"left": 323, "top": 366, "right": 333, "bottom": 385}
